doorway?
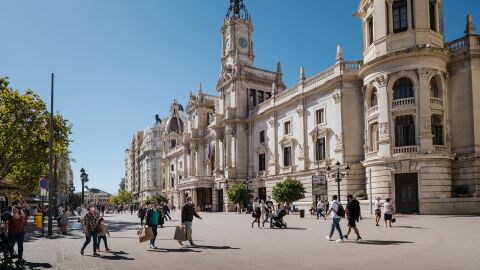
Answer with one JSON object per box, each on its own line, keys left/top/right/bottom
{"left": 394, "top": 173, "right": 419, "bottom": 214}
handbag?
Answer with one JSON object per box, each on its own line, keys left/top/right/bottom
{"left": 138, "top": 226, "right": 154, "bottom": 243}
{"left": 173, "top": 226, "right": 188, "bottom": 241}
{"left": 391, "top": 214, "right": 396, "bottom": 223}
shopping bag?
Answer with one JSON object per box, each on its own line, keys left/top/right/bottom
{"left": 173, "top": 226, "right": 188, "bottom": 241}
{"left": 138, "top": 226, "right": 154, "bottom": 243}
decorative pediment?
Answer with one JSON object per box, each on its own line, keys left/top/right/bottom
{"left": 309, "top": 126, "right": 330, "bottom": 141}
{"left": 279, "top": 135, "right": 297, "bottom": 146}
{"left": 256, "top": 143, "right": 269, "bottom": 154}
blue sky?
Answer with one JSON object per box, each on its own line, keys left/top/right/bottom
{"left": 1, "top": 1, "right": 478, "bottom": 195}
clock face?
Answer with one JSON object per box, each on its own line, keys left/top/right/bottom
{"left": 238, "top": 37, "right": 248, "bottom": 49}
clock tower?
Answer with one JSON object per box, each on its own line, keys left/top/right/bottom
{"left": 221, "top": 0, "right": 254, "bottom": 68}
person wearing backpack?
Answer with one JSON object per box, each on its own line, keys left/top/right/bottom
{"left": 137, "top": 205, "right": 146, "bottom": 226}
{"left": 325, "top": 195, "right": 345, "bottom": 243}
{"left": 344, "top": 194, "right": 362, "bottom": 241}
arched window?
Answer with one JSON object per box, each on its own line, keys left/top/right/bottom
{"left": 370, "top": 88, "right": 378, "bottom": 107}
{"left": 430, "top": 78, "right": 440, "bottom": 98}
{"left": 393, "top": 78, "right": 414, "bottom": 100}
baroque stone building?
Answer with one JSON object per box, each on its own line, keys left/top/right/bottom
{"left": 125, "top": 0, "right": 480, "bottom": 214}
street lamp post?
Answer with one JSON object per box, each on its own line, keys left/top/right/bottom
{"left": 80, "top": 168, "right": 89, "bottom": 204}
{"left": 326, "top": 161, "right": 350, "bottom": 201}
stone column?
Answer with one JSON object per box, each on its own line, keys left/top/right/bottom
{"left": 418, "top": 69, "right": 434, "bottom": 152}
{"left": 226, "top": 126, "right": 233, "bottom": 168}
{"left": 214, "top": 134, "right": 222, "bottom": 173}
{"left": 375, "top": 75, "right": 392, "bottom": 158}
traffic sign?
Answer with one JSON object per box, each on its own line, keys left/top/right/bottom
{"left": 39, "top": 178, "right": 48, "bottom": 189}
{"left": 40, "top": 189, "right": 47, "bottom": 197}
{"left": 312, "top": 175, "right": 326, "bottom": 185}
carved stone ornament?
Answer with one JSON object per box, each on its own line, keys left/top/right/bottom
{"left": 375, "top": 75, "right": 387, "bottom": 87}
{"left": 379, "top": 122, "right": 389, "bottom": 135}
{"left": 309, "top": 126, "right": 329, "bottom": 141}
{"left": 279, "top": 135, "right": 297, "bottom": 146}
{"left": 333, "top": 90, "right": 342, "bottom": 104}
{"left": 296, "top": 106, "right": 304, "bottom": 116}
{"left": 334, "top": 133, "right": 343, "bottom": 152}
{"left": 256, "top": 143, "right": 269, "bottom": 154}
{"left": 423, "top": 117, "right": 431, "bottom": 130}
{"left": 419, "top": 68, "right": 433, "bottom": 81}
{"left": 268, "top": 118, "right": 275, "bottom": 127}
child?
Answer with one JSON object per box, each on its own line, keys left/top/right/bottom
{"left": 97, "top": 218, "right": 111, "bottom": 252}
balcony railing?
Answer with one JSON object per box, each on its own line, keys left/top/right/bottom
{"left": 434, "top": 145, "right": 448, "bottom": 152}
{"left": 445, "top": 37, "right": 467, "bottom": 55}
{"left": 393, "top": 145, "right": 419, "bottom": 154}
{"left": 392, "top": 97, "right": 415, "bottom": 108}
{"left": 430, "top": 97, "right": 443, "bottom": 106}
{"left": 366, "top": 151, "right": 378, "bottom": 159}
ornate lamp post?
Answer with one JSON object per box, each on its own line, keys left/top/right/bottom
{"left": 326, "top": 161, "right": 350, "bottom": 201}
{"left": 80, "top": 168, "right": 89, "bottom": 204}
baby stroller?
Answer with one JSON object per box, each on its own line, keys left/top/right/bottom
{"left": 270, "top": 209, "right": 288, "bottom": 229}
{"left": 0, "top": 228, "right": 17, "bottom": 267}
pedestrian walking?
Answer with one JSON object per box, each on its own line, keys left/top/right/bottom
{"left": 316, "top": 200, "right": 325, "bottom": 219}
{"left": 344, "top": 194, "right": 362, "bottom": 241}
{"left": 96, "top": 218, "right": 111, "bottom": 253}
{"left": 163, "top": 203, "right": 172, "bottom": 221}
{"left": 145, "top": 204, "right": 162, "bottom": 249}
{"left": 178, "top": 197, "right": 202, "bottom": 246}
{"left": 325, "top": 195, "right": 345, "bottom": 243}
{"left": 374, "top": 197, "right": 383, "bottom": 226}
{"left": 6, "top": 207, "right": 27, "bottom": 265}
{"left": 251, "top": 197, "right": 261, "bottom": 228}
{"left": 81, "top": 204, "right": 100, "bottom": 256}
{"left": 137, "top": 205, "right": 147, "bottom": 226}
{"left": 57, "top": 208, "right": 68, "bottom": 235}
{"left": 383, "top": 198, "right": 395, "bottom": 227}
{"left": 130, "top": 204, "right": 134, "bottom": 215}
{"left": 262, "top": 200, "right": 272, "bottom": 227}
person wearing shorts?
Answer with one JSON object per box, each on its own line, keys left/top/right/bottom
{"left": 383, "top": 198, "right": 395, "bottom": 227}
{"left": 344, "top": 194, "right": 362, "bottom": 241}
{"left": 374, "top": 197, "right": 382, "bottom": 226}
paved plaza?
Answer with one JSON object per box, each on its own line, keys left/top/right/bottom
{"left": 11, "top": 212, "right": 480, "bottom": 270}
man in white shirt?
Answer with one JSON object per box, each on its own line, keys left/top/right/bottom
{"left": 316, "top": 200, "right": 325, "bottom": 219}
{"left": 325, "top": 195, "right": 344, "bottom": 243}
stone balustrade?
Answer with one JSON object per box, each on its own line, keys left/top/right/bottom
{"left": 392, "top": 97, "right": 415, "bottom": 108}
{"left": 393, "top": 145, "right": 419, "bottom": 154}
{"left": 430, "top": 97, "right": 443, "bottom": 106}
{"left": 434, "top": 145, "right": 449, "bottom": 152}
{"left": 366, "top": 151, "right": 378, "bottom": 159}
{"left": 304, "top": 66, "right": 335, "bottom": 88}
{"left": 341, "top": 61, "right": 362, "bottom": 72}
{"left": 368, "top": 105, "right": 378, "bottom": 116}
{"left": 243, "top": 66, "right": 277, "bottom": 81}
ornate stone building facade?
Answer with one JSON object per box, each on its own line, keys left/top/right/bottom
{"left": 125, "top": 0, "right": 480, "bottom": 214}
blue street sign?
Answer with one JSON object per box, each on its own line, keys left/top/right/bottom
{"left": 39, "top": 178, "right": 47, "bottom": 189}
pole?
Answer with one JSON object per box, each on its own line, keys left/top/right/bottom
{"left": 336, "top": 167, "right": 341, "bottom": 202}
{"left": 82, "top": 181, "right": 85, "bottom": 205}
{"left": 47, "top": 73, "right": 54, "bottom": 236}
{"left": 369, "top": 169, "right": 373, "bottom": 215}
{"left": 41, "top": 194, "right": 44, "bottom": 237}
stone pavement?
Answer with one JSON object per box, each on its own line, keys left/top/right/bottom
{"left": 9, "top": 211, "right": 480, "bottom": 270}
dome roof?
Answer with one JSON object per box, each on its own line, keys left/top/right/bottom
{"left": 165, "top": 116, "right": 184, "bottom": 134}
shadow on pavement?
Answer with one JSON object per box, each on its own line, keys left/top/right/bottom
{"left": 190, "top": 245, "right": 240, "bottom": 250}
{"left": 97, "top": 251, "right": 135, "bottom": 261}
{"left": 392, "top": 225, "right": 428, "bottom": 229}
{"left": 282, "top": 227, "right": 307, "bottom": 230}
{"left": 147, "top": 248, "right": 201, "bottom": 253}
{"left": 3, "top": 261, "right": 54, "bottom": 269}
{"left": 352, "top": 240, "right": 414, "bottom": 245}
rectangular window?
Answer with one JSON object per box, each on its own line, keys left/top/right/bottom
{"left": 429, "top": 1, "right": 437, "bottom": 31}
{"left": 249, "top": 89, "right": 257, "bottom": 107}
{"left": 386, "top": 2, "right": 390, "bottom": 35}
{"left": 395, "top": 115, "right": 416, "bottom": 147}
{"left": 393, "top": 0, "right": 408, "bottom": 33}
{"left": 316, "top": 108, "right": 325, "bottom": 125}
{"left": 431, "top": 115, "right": 444, "bottom": 145}
{"left": 258, "top": 91, "right": 264, "bottom": 104}
{"left": 368, "top": 17, "right": 374, "bottom": 45}
{"left": 258, "top": 153, "right": 266, "bottom": 171}
{"left": 284, "top": 121, "right": 291, "bottom": 135}
{"left": 171, "top": 164, "right": 174, "bottom": 171}
{"left": 370, "top": 123, "right": 379, "bottom": 152}
{"left": 266, "top": 92, "right": 272, "bottom": 100}
{"left": 259, "top": 130, "right": 265, "bottom": 143}
{"left": 283, "top": 146, "right": 292, "bottom": 167}
{"left": 315, "top": 138, "right": 326, "bottom": 161}
{"left": 171, "top": 177, "right": 175, "bottom": 187}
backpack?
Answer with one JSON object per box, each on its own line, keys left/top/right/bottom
{"left": 334, "top": 202, "right": 345, "bottom": 218}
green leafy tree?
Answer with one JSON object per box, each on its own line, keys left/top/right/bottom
{"left": 0, "top": 77, "right": 72, "bottom": 197}
{"left": 272, "top": 178, "right": 306, "bottom": 208}
{"left": 117, "top": 190, "right": 134, "bottom": 205}
{"left": 144, "top": 196, "right": 154, "bottom": 206}
{"left": 153, "top": 194, "right": 168, "bottom": 205}
{"left": 227, "top": 184, "right": 252, "bottom": 213}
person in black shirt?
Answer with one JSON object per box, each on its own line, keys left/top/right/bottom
{"left": 179, "top": 197, "right": 202, "bottom": 246}
{"left": 344, "top": 194, "right": 362, "bottom": 241}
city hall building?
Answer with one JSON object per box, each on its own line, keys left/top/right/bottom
{"left": 124, "top": 0, "right": 480, "bottom": 214}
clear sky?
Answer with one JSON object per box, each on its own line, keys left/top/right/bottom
{"left": 1, "top": 0, "right": 478, "bottom": 195}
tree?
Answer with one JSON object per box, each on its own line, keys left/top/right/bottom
{"left": 0, "top": 77, "right": 72, "bottom": 197}
{"left": 109, "top": 195, "right": 120, "bottom": 206}
{"left": 119, "top": 178, "right": 126, "bottom": 191}
{"left": 272, "top": 177, "right": 306, "bottom": 208}
{"left": 152, "top": 194, "right": 168, "bottom": 205}
{"left": 116, "top": 190, "right": 134, "bottom": 205}
{"left": 227, "top": 184, "right": 252, "bottom": 213}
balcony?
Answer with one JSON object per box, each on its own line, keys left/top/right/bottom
{"left": 392, "top": 97, "right": 415, "bottom": 108}
{"left": 393, "top": 145, "right": 419, "bottom": 154}
{"left": 191, "top": 128, "right": 205, "bottom": 139}
{"left": 430, "top": 97, "right": 443, "bottom": 106}
{"left": 434, "top": 145, "right": 449, "bottom": 152}
{"left": 368, "top": 105, "right": 378, "bottom": 117}
{"left": 366, "top": 151, "right": 378, "bottom": 159}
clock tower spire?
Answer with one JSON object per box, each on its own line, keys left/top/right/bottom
{"left": 221, "top": 0, "right": 254, "bottom": 69}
